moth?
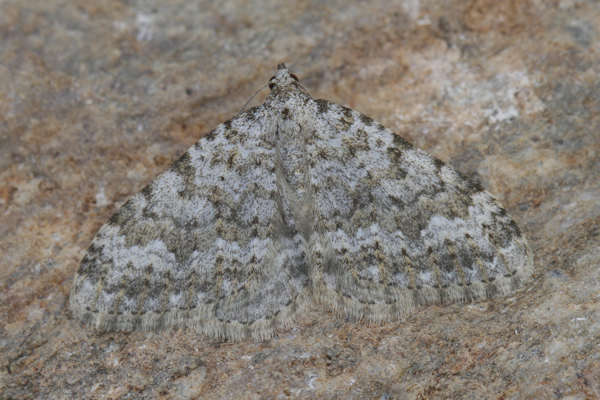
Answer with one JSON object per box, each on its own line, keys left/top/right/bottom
{"left": 70, "top": 64, "right": 533, "bottom": 341}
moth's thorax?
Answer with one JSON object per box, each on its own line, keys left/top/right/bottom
{"left": 270, "top": 93, "right": 314, "bottom": 238}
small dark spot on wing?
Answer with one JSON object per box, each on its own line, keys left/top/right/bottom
{"left": 315, "top": 99, "right": 329, "bottom": 114}
{"left": 391, "top": 133, "right": 413, "bottom": 150}
{"left": 141, "top": 185, "right": 153, "bottom": 202}
{"left": 359, "top": 114, "right": 373, "bottom": 126}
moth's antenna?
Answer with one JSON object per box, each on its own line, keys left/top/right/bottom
{"left": 241, "top": 83, "right": 268, "bottom": 111}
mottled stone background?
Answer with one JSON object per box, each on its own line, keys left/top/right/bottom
{"left": 1, "top": 0, "right": 599, "bottom": 399}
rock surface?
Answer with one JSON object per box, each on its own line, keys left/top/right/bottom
{"left": 1, "top": 0, "right": 599, "bottom": 399}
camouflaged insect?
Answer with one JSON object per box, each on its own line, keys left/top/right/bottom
{"left": 70, "top": 64, "right": 534, "bottom": 341}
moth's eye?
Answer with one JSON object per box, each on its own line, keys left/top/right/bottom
{"left": 290, "top": 73, "right": 299, "bottom": 81}
{"left": 268, "top": 82, "right": 276, "bottom": 90}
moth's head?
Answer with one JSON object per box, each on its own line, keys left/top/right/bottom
{"left": 268, "top": 63, "right": 300, "bottom": 91}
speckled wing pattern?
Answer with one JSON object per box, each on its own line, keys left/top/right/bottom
{"left": 305, "top": 100, "right": 533, "bottom": 321}
{"left": 70, "top": 64, "right": 533, "bottom": 340}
